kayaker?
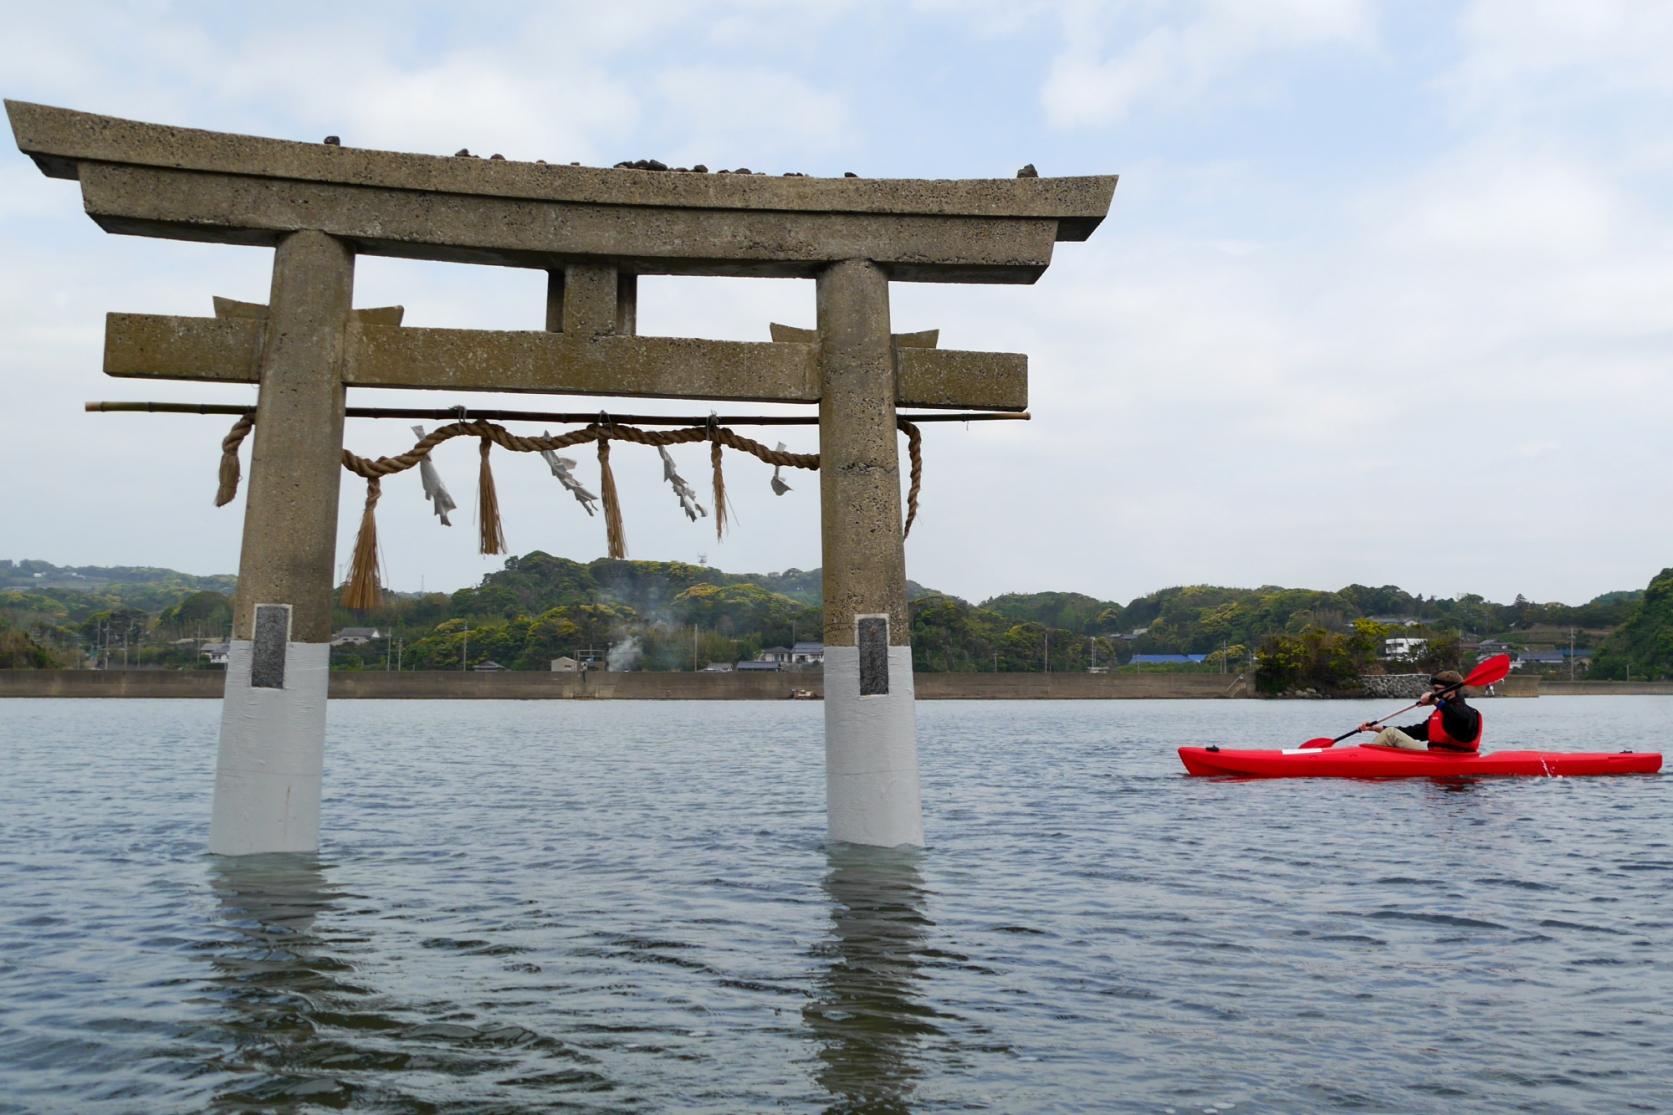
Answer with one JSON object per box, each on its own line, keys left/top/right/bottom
{"left": 1357, "top": 670, "right": 1483, "bottom": 752}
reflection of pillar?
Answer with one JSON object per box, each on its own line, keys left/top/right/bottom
{"left": 206, "top": 854, "right": 347, "bottom": 1104}
{"left": 805, "top": 845, "right": 935, "bottom": 1109}
{"left": 817, "top": 259, "right": 924, "bottom": 847}
{"left": 210, "top": 231, "right": 354, "bottom": 855}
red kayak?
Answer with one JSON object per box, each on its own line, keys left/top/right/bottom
{"left": 1179, "top": 744, "right": 1663, "bottom": 778}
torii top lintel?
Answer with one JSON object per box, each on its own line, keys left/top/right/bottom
{"left": 7, "top": 100, "right": 1116, "bottom": 283}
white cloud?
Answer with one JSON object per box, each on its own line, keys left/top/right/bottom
{"left": 1449, "top": 0, "right": 1673, "bottom": 110}
{"left": 1042, "top": 0, "right": 1377, "bottom": 126}
{"left": 653, "top": 66, "right": 857, "bottom": 165}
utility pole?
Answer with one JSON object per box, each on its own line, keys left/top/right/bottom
{"left": 1569, "top": 627, "right": 1576, "bottom": 681}
{"left": 462, "top": 625, "right": 469, "bottom": 671}
{"left": 1043, "top": 632, "right": 1049, "bottom": 673}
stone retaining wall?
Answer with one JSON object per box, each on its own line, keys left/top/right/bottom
{"left": 1359, "top": 673, "right": 1428, "bottom": 699}
{"left": 1358, "top": 674, "right": 1542, "bottom": 698}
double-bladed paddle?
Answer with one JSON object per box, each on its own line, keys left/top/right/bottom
{"left": 1298, "top": 653, "right": 1512, "bottom": 750}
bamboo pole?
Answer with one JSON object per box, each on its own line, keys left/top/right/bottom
{"left": 85, "top": 401, "right": 1030, "bottom": 425}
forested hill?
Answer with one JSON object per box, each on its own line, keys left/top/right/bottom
{"left": 1, "top": 553, "right": 1664, "bottom": 677}
{"left": 0, "top": 559, "right": 236, "bottom": 609}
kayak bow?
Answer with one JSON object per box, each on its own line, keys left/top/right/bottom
{"left": 1179, "top": 744, "right": 1662, "bottom": 779}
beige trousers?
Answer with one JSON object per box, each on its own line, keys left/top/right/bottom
{"left": 1371, "top": 727, "right": 1425, "bottom": 750}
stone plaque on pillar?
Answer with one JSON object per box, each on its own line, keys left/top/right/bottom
{"left": 857, "top": 615, "right": 890, "bottom": 696}
{"left": 250, "top": 603, "right": 292, "bottom": 689}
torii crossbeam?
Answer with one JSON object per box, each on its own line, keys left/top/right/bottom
{"left": 9, "top": 99, "right": 1116, "bottom": 856}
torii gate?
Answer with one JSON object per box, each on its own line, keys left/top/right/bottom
{"left": 8, "top": 100, "right": 1115, "bottom": 856}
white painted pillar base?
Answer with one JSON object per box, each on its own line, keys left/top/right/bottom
{"left": 824, "top": 645, "right": 924, "bottom": 848}
{"left": 208, "top": 639, "right": 329, "bottom": 856}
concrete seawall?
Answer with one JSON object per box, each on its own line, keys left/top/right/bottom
{"left": 9, "top": 671, "right": 1652, "bottom": 700}
{"left": 1542, "top": 680, "right": 1673, "bottom": 696}
{"left": 1, "top": 670, "right": 1249, "bottom": 700}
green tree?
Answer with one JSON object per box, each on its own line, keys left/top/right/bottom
{"left": 1255, "top": 626, "right": 1359, "bottom": 694}
{"left": 1592, "top": 568, "right": 1673, "bottom": 680}
{"left": 0, "top": 617, "right": 73, "bottom": 668}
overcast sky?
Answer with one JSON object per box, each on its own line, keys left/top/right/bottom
{"left": 4, "top": 0, "right": 1670, "bottom": 608}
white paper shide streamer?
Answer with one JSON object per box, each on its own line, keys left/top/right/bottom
{"left": 770, "top": 442, "right": 792, "bottom": 496}
{"left": 540, "top": 430, "right": 599, "bottom": 516}
{"left": 657, "top": 446, "right": 708, "bottom": 522}
{"left": 410, "top": 424, "right": 457, "bottom": 526}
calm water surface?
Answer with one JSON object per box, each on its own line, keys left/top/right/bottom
{"left": 2, "top": 696, "right": 1670, "bottom": 1113}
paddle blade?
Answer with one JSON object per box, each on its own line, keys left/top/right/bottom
{"left": 1466, "top": 653, "right": 1512, "bottom": 688}
{"left": 1299, "top": 737, "right": 1335, "bottom": 749}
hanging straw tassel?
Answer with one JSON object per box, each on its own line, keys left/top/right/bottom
{"left": 214, "top": 413, "right": 255, "bottom": 506}
{"left": 341, "top": 477, "right": 383, "bottom": 608}
{"left": 900, "top": 419, "right": 923, "bottom": 538}
{"left": 477, "top": 436, "right": 506, "bottom": 555}
{"left": 597, "top": 435, "right": 628, "bottom": 558}
{"left": 709, "top": 427, "right": 730, "bottom": 541}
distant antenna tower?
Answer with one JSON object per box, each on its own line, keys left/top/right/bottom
{"left": 697, "top": 552, "right": 708, "bottom": 566}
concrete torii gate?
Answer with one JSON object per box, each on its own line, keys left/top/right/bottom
{"left": 8, "top": 100, "right": 1116, "bottom": 856}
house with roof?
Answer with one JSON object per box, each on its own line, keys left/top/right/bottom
{"left": 199, "top": 642, "right": 230, "bottom": 667}
{"left": 736, "top": 660, "right": 781, "bottom": 672}
{"left": 331, "top": 626, "right": 382, "bottom": 646}
{"left": 1383, "top": 637, "right": 1428, "bottom": 661}
{"left": 790, "top": 641, "right": 825, "bottom": 666}
{"left": 1131, "top": 653, "right": 1207, "bottom": 665}
{"left": 757, "top": 646, "right": 793, "bottom": 665}
{"left": 549, "top": 656, "right": 579, "bottom": 672}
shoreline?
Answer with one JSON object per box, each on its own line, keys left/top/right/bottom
{"left": 3, "top": 670, "right": 1666, "bottom": 700}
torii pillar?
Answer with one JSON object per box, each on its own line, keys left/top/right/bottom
{"left": 8, "top": 99, "right": 1115, "bottom": 855}
{"left": 817, "top": 260, "right": 920, "bottom": 845}
{"left": 210, "top": 230, "right": 354, "bottom": 854}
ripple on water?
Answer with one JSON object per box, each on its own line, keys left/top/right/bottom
{"left": 1, "top": 696, "right": 1671, "bottom": 1112}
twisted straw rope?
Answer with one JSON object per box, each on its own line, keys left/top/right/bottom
{"left": 214, "top": 415, "right": 925, "bottom": 535}
{"left": 338, "top": 419, "right": 819, "bottom": 479}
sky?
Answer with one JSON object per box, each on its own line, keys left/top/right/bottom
{"left": 3, "top": 0, "right": 1670, "bottom": 609}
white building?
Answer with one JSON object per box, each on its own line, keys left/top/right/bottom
{"left": 1383, "top": 637, "right": 1428, "bottom": 660}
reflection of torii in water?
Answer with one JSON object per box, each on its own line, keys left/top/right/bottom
{"left": 204, "top": 855, "right": 611, "bottom": 1103}
{"left": 805, "top": 846, "right": 944, "bottom": 1109}
{"left": 9, "top": 99, "right": 1115, "bottom": 857}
